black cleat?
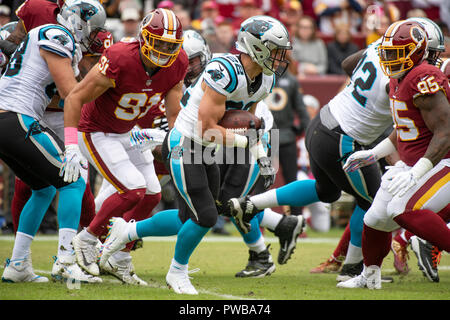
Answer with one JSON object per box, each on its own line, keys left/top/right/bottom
{"left": 274, "top": 215, "right": 305, "bottom": 265}
{"left": 336, "top": 261, "right": 364, "bottom": 282}
{"left": 411, "top": 236, "right": 440, "bottom": 283}
{"left": 228, "top": 196, "right": 259, "bottom": 234}
{"left": 235, "top": 245, "right": 276, "bottom": 278}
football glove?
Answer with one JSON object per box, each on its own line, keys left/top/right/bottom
{"left": 59, "top": 144, "right": 88, "bottom": 183}
{"left": 258, "top": 156, "right": 276, "bottom": 190}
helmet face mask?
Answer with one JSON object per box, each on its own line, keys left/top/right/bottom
{"left": 378, "top": 20, "right": 428, "bottom": 79}
{"left": 236, "top": 16, "right": 292, "bottom": 77}
{"left": 139, "top": 9, "right": 183, "bottom": 68}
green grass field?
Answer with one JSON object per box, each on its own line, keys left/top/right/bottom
{"left": 0, "top": 226, "right": 449, "bottom": 301}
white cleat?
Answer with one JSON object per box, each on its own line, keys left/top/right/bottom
{"left": 99, "top": 217, "right": 132, "bottom": 269}
{"left": 72, "top": 233, "right": 100, "bottom": 276}
{"left": 51, "top": 255, "right": 102, "bottom": 283}
{"left": 166, "top": 270, "right": 199, "bottom": 295}
{"left": 337, "top": 265, "right": 381, "bottom": 289}
{"left": 101, "top": 254, "right": 147, "bottom": 286}
{"left": 2, "top": 256, "right": 49, "bottom": 283}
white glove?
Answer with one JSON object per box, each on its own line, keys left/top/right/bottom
{"left": 59, "top": 144, "right": 88, "bottom": 183}
{"left": 130, "top": 128, "right": 167, "bottom": 151}
{"left": 387, "top": 158, "right": 433, "bottom": 197}
{"left": 343, "top": 150, "right": 377, "bottom": 172}
{"left": 72, "top": 43, "right": 82, "bottom": 77}
{"left": 343, "top": 137, "right": 396, "bottom": 172}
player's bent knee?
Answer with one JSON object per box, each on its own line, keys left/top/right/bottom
{"left": 317, "top": 190, "right": 341, "bottom": 204}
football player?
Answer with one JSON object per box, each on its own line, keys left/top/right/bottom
{"left": 338, "top": 20, "right": 450, "bottom": 289}
{"left": 0, "top": 0, "right": 106, "bottom": 283}
{"left": 8, "top": 0, "right": 112, "bottom": 236}
{"left": 100, "top": 29, "right": 303, "bottom": 280}
{"left": 64, "top": 8, "right": 188, "bottom": 285}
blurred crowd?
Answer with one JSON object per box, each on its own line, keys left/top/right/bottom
{"left": 1, "top": 0, "right": 450, "bottom": 79}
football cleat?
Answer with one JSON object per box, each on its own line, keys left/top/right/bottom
{"left": 410, "top": 236, "right": 440, "bottom": 282}
{"left": 336, "top": 261, "right": 363, "bottom": 282}
{"left": 72, "top": 233, "right": 100, "bottom": 276}
{"left": 51, "top": 255, "right": 102, "bottom": 283}
{"left": 391, "top": 239, "right": 410, "bottom": 275}
{"left": 235, "top": 245, "right": 276, "bottom": 278}
{"left": 310, "top": 256, "right": 343, "bottom": 274}
{"left": 274, "top": 215, "right": 305, "bottom": 265}
{"left": 228, "top": 196, "right": 259, "bottom": 234}
{"left": 99, "top": 217, "right": 133, "bottom": 269}
{"left": 2, "top": 256, "right": 49, "bottom": 283}
{"left": 166, "top": 269, "right": 198, "bottom": 295}
{"left": 337, "top": 265, "right": 381, "bottom": 289}
{"left": 101, "top": 254, "right": 147, "bottom": 286}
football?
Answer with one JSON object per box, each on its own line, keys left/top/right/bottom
{"left": 218, "top": 110, "right": 262, "bottom": 132}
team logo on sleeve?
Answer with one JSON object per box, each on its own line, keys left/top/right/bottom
{"left": 208, "top": 69, "right": 224, "bottom": 82}
{"left": 53, "top": 34, "right": 69, "bottom": 46}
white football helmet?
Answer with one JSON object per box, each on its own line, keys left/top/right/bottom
{"left": 236, "top": 15, "right": 292, "bottom": 76}
{"left": 57, "top": 0, "right": 106, "bottom": 52}
{"left": 0, "top": 21, "right": 18, "bottom": 40}
{"left": 182, "top": 29, "right": 212, "bottom": 85}
{"left": 407, "top": 17, "right": 445, "bottom": 66}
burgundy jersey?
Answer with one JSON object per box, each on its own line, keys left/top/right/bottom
{"left": 389, "top": 61, "right": 450, "bottom": 166}
{"left": 16, "top": 0, "right": 58, "bottom": 32}
{"left": 78, "top": 40, "right": 188, "bottom": 134}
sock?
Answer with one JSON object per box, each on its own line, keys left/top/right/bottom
{"left": 394, "top": 209, "right": 450, "bottom": 252}
{"left": 169, "top": 258, "right": 188, "bottom": 273}
{"left": 349, "top": 205, "right": 365, "bottom": 247}
{"left": 123, "top": 193, "right": 161, "bottom": 222}
{"left": 89, "top": 188, "right": 145, "bottom": 237}
{"left": 260, "top": 208, "right": 283, "bottom": 230}
{"left": 136, "top": 209, "right": 183, "bottom": 238}
{"left": 250, "top": 179, "right": 319, "bottom": 210}
{"left": 343, "top": 243, "right": 363, "bottom": 264}
{"left": 11, "top": 232, "right": 33, "bottom": 261}
{"left": 333, "top": 223, "right": 351, "bottom": 259}
{"left": 246, "top": 236, "right": 266, "bottom": 253}
{"left": 11, "top": 178, "right": 32, "bottom": 234}
{"left": 57, "top": 178, "right": 85, "bottom": 230}
{"left": 58, "top": 228, "right": 77, "bottom": 257}
{"left": 123, "top": 193, "right": 162, "bottom": 250}
{"left": 17, "top": 185, "right": 56, "bottom": 236}
{"left": 393, "top": 229, "right": 409, "bottom": 247}
{"left": 231, "top": 215, "right": 262, "bottom": 244}
{"left": 79, "top": 182, "right": 96, "bottom": 228}
{"left": 78, "top": 228, "right": 98, "bottom": 243}
{"left": 174, "top": 219, "right": 210, "bottom": 265}
{"left": 362, "top": 225, "right": 392, "bottom": 267}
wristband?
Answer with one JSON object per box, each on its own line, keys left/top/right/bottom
{"left": 64, "top": 127, "right": 78, "bottom": 146}
{"left": 372, "top": 137, "right": 396, "bottom": 160}
{"left": 411, "top": 158, "right": 433, "bottom": 179}
{"left": 249, "top": 142, "right": 266, "bottom": 160}
{"left": 233, "top": 134, "right": 248, "bottom": 148}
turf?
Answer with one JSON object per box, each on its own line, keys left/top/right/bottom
{"left": 0, "top": 227, "right": 449, "bottom": 301}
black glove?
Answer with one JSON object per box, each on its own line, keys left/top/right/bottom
{"left": 248, "top": 117, "right": 265, "bottom": 147}
{"left": 257, "top": 156, "right": 276, "bottom": 190}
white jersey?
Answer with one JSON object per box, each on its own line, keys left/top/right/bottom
{"left": 328, "top": 39, "right": 392, "bottom": 145}
{"left": 175, "top": 53, "right": 276, "bottom": 145}
{"left": 0, "top": 24, "right": 76, "bottom": 120}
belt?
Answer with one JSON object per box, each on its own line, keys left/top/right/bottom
{"left": 319, "top": 104, "right": 347, "bottom": 135}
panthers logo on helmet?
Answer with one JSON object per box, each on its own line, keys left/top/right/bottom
{"left": 241, "top": 19, "right": 273, "bottom": 39}
{"left": 72, "top": 1, "right": 98, "bottom": 22}
{"left": 208, "top": 69, "right": 224, "bottom": 82}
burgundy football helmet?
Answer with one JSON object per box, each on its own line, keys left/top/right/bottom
{"left": 378, "top": 20, "right": 428, "bottom": 78}
{"left": 139, "top": 8, "right": 183, "bottom": 68}
{"left": 85, "top": 29, "right": 113, "bottom": 55}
